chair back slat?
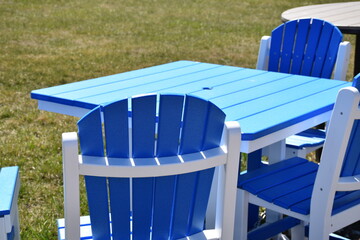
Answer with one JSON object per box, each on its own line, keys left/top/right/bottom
{"left": 84, "top": 176, "right": 111, "bottom": 239}
{"left": 180, "top": 96, "right": 209, "bottom": 154}
{"left": 268, "top": 24, "right": 283, "bottom": 72}
{"left": 299, "top": 19, "right": 323, "bottom": 76}
{"left": 171, "top": 172, "right": 198, "bottom": 239}
{"left": 279, "top": 20, "right": 297, "bottom": 73}
{"left": 202, "top": 102, "right": 226, "bottom": 150}
{"left": 152, "top": 176, "right": 176, "bottom": 239}
{"left": 108, "top": 177, "right": 131, "bottom": 240}
{"left": 75, "top": 94, "right": 227, "bottom": 239}
{"left": 290, "top": 19, "right": 311, "bottom": 74}
{"left": 268, "top": 19, "right": 342, "bottom": 79}
{"left": 132, "top": 95, "right": 157, "bottom": 158}
{"left": 310, "top": 23, "right": 331, "bottom": 76}
{"left": 78, "top": 108, "right": 111, "bottom": 239}
{"left": 103, "top": 99, "right": 130, "bottom": 158}
{"left": 314, "top": 23, "right": 342, "bottom": 78}
{"left": 341, "top": 119, "right": 360, "bottom": 176}
{"left": 187, "top": 168, "right": 215, "bottom": 235}
{"left": 78, "top": 107, "right": 104, "bottom": 157}
{"left": 102, "top": 99, "right": 132, "bottom": 240}
{"left": 132, "top": 177, "right": 154, "bottom": 240}
{"left": 157, "top": 95, "right": 184, "bottom": 157}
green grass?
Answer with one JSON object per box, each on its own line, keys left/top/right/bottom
{"left": 0, "top": 0, "right": 357, "bottom": 238}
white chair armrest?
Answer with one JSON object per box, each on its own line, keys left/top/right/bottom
{"left": 256, "top": 36, "right": 271, "bottom": 70}
{"left": 333, "top": 41, "right": 351, "bottom": 81}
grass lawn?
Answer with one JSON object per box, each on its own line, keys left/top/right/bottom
{"left": 0, "top": 0, "right": 357, "bottom": 238}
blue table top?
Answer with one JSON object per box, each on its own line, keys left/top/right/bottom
{"left": 31, "top": 60, "right": 351, "bottom": 144}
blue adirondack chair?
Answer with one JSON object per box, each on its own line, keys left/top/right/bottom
{"left": 235, "top": 74, "right": 360, "bottom": 240}
{"left": 0, "top": 166, "right": 20, "bottom": 240}
{"left": 257, "top": 18, "right": 352, "bottom": 159}
{"left": 57, "top": 94, "right": 241, "bottom": 240}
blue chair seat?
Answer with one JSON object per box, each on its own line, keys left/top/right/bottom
{"left": 238, "top": 157, "right": 360, "bottom": 216}
{"left": 285, "top": 128, "right": 326, "bottom": 150}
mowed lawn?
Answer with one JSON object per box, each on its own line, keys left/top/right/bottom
{"left": 0, "top": 0, "right": 356, "bottom": 238}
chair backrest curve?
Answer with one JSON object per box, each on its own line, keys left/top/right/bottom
{"left": 268, "top": 18, "right": 343, "bottom": 79}
{"left": 76, "top": 94, "right": 228, "bottom": 240}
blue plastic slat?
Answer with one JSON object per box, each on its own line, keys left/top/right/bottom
{"left": 103, "top": 99, "right": 129, "bottom": 158}
{"left": 352, "top": 74, "right": 360, "bottom": 90}
{"left": 202, "top": 102, "right": 226, "bottom": 150}
{"left": 152, "top": 176, "right": 176, "bottom": 239}
{"left": 102, "top": 99, "right": 132, "bottom": 240}
{"left": 132, "top": 178, "right": 154, "bottom": 240}
{"left": 289, "top": 198, "right": 312, "bottom": 215}
{"left": 84, "top": 176, "right": 111, "bottom": 239}
{"left": 180, "top": 96, "right": 208, "bottom": 154}
{"left": 31, "top": 61, "right": 198, "bottom": 97}
{"left": 78, "top": 107, "right": 111, "bottom": 239}
{"left": 321, "top": 27, "right": 342, "bottom": 78}
{"left": 132, "top": 94, "right": 157, "bottom": 158}
{"left": 78, "top": 107, "right": 104, "bottom": 156}
{"left": 75, "top": 64, "right": 226, "bottom": 106}
{"left": 342, "top": 120, "right": 360, "bottom": 176}
{"left": 311, "top": 22, "right": 333, "bottom": 77}
{"left": 108, "top": 178, "right": 131, "bottom": 240}
{"left": 0, "top": 166, "right": 19, "bottom": 216}
{"left": 242, "top": 161, "right": 317, "bottom": 194}
{"left": 274, "top": 185, "right": 313, "bottom": 214}
{"left": 286, "top": 128, "right": 326, "bottom": 149}
{"left": 56, "top": 63, "right": 221, "bottom": 100}
{"left": 228, "top": 81, "right": 351, "bottom": 141}
{"left": 279, "top": 20, "right": 297, "bottom": 74}
{"left": 188, "top": 168, "right": 215, "bottom": 235}
{"left": 156, "top": 95, "right": 184, "bottom": 157}
{"left": 290, "top": 19, "right": 311, "bottom": 75}
{"left": 194, "top": 71, "right": 296, "bottom": 108}
{"left": 258, "top": 171, "right": 317, "bottom": 202}
{"left": 171, "top": 172, "right": 197, "bottom": 239}
{"left": 238, "top": 157, "right": 307, "bottom": 187}
{"left": 268, "top": 24, "right": 284, "bottom": 72}
{"left": 248, "top": 216, "right": 300, "bottom": 240}
{"left": 224, "top": 78, "right": 340, "bottom": 118}
{"left": 332, "top": 190, "right": 360, "bottom": 215}
{"left": 301, "top": 19, "right": 323, "bottom": 76}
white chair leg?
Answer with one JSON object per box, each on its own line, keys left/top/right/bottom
{"left": 234, "top": 189, "right": 249, "bottom": 240}
{"left": 285, "top": 148, "right": 307, "bottom": 159}
{"left": 13, "top": 202, "right": 20, "bottom": 240}
{"left": 0, "top": 218, "right": 6, "bottom": 240}
{"left": 290, "top": 221, "right": 305, "bottom": 240}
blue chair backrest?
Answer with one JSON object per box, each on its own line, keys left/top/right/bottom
{"left": 268, "top": 18, "right": 343, "bottom": 78}
{"left": 341, "top": 74, "right": 360, "bottom": 177}
{"left": 77, "top": 94, "right": 226, "bottom": 240}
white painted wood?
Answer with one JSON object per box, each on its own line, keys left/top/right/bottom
{"left": 78, "top": 147, "right": 227, "bottom": 178}
{"left": 0, "top": 217, "right": 6, "bottom": 240}
{"left": 62, "top": 132, "right": 81, "bottom": 240}
{"left": 38, "top": 100, "right": 91, "bottom": 118}
{"left": 219, "top": 121, "right": 241, "bottom": 240}
{"left": 333, "top": 41, "right": 352, "bottom": 81}
{"left": 256, "top": 36, "right": 271, "bottom": 71}
{"left": 234, "top": 189, "right": 249, "bottom": 240}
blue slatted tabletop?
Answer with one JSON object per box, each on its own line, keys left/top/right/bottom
{"left": 30, "top": 61, "right": 351, "bottom": 153}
